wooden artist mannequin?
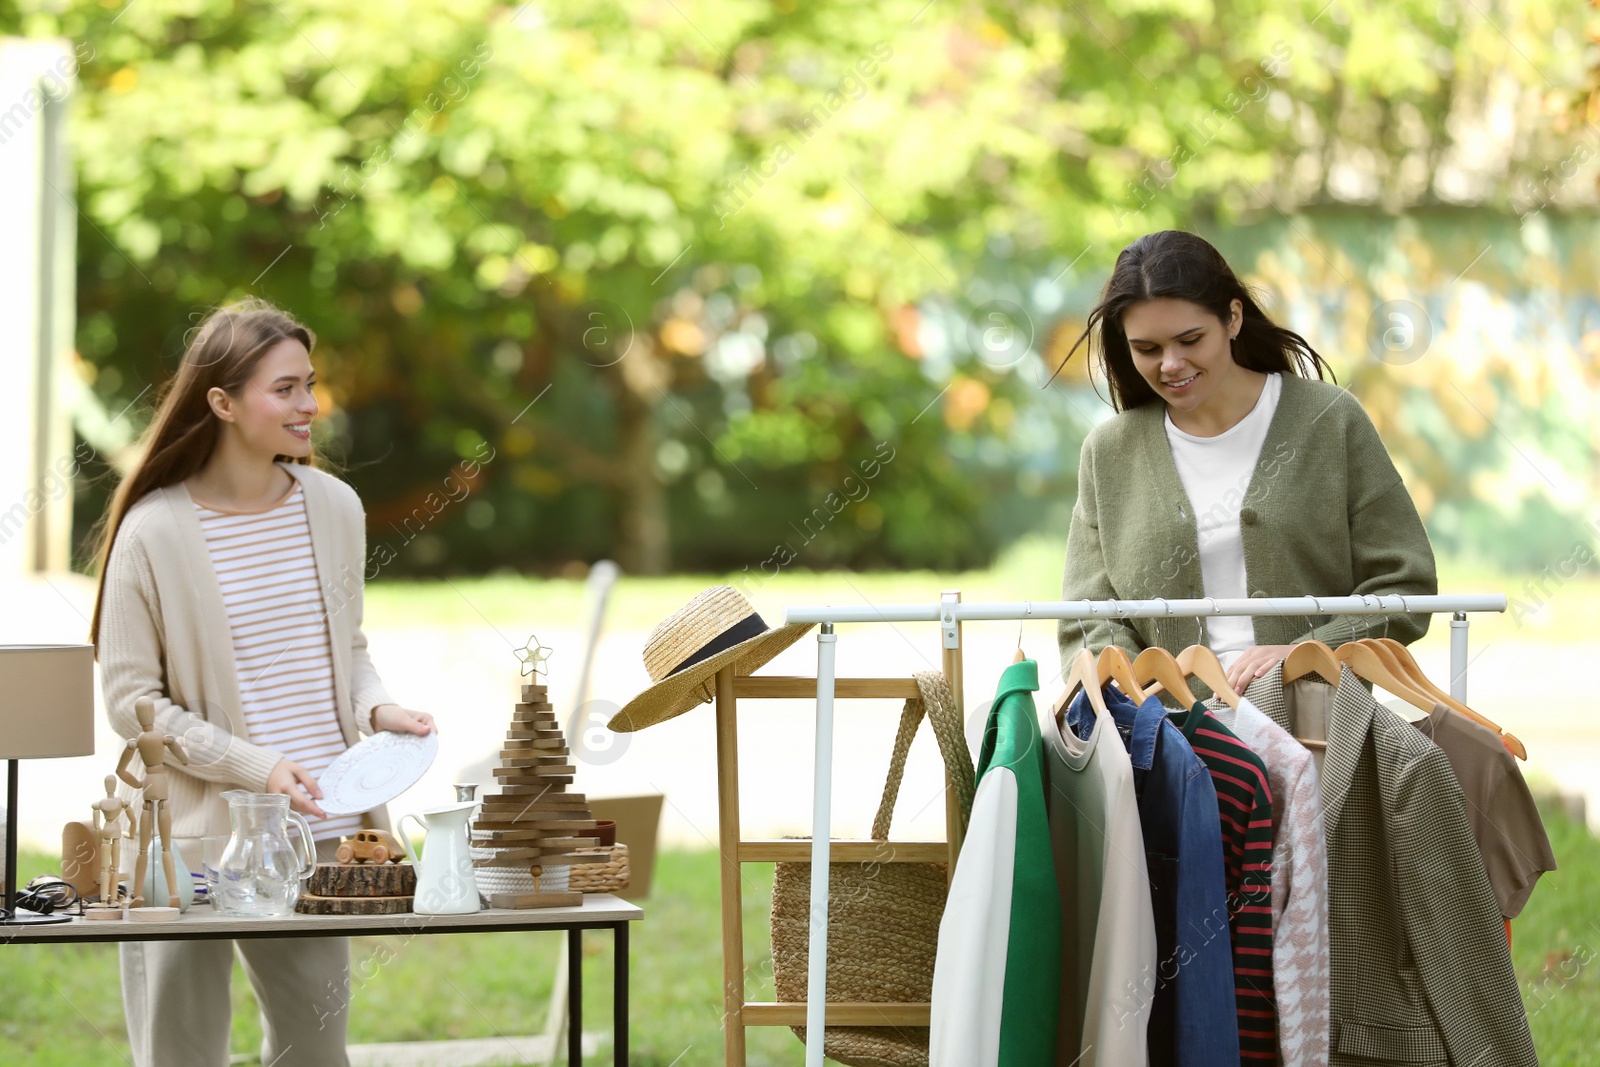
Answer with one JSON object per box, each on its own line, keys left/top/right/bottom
{"left": 90, "top": 774, "right": 138, "bottom": 911}
{"left": 116, "top": 697, "right": 190, "bottom": 909}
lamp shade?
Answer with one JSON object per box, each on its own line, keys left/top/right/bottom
{"left": 0, "top": 644, "right": 95, "bottom": 760}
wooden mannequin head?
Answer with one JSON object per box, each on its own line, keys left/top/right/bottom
{"left": 134, "top": 697, "right": 156, "bottom": 732}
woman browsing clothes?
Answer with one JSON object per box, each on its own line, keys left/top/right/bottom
{"left": 1051, "top": 230, "right": 1438, "bottom": 693}
{"left": 89, "top": 298, "right": 436, "bottom": 1067}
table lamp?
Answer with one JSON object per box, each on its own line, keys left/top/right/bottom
{"left": 1, "top": 644, "right": 95, "bottom": 926}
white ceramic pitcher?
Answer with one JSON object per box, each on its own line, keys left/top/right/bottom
{"left": 396, "top": 801, "right": 481, "bottom": 915}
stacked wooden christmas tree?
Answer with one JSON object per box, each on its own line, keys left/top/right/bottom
{"left": 470, "top": 679, "right": 605, "bottom": 908}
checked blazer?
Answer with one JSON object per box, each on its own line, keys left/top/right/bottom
{"left": 1244, "top": 662, "right": 1536, "bottom": 1066}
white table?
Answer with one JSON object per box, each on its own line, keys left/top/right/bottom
{"left": 1, "top": 894, "right": 643, "bottom": 1066}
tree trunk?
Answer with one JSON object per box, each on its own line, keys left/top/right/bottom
{"left": 614, "top": 383, "right": 670, "bottom": 574}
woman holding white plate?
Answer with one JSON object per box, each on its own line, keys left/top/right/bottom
{"left": 89, "top": 297, "right": 435, "bottom": 1067}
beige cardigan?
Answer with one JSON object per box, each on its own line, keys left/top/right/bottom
{"left": 98, "top": 461, "right": 395, "bottom": 843}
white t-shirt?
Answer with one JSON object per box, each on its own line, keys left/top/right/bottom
{"left": 1163, "top": 372, "right": 1283, "bottom": 665}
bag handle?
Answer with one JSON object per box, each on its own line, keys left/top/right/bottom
{"left": 870, "top": 670, "right": 975, "bottom": 841}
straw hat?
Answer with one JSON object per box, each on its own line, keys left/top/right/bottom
{"left": 608, "top": 586, "right": 814, "bottom": 732}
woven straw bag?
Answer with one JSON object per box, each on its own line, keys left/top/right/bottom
{"left": 769, "top": 670, "right": 975, "bottom": 1067}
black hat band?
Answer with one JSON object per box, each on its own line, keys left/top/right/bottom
{"left": 667, "top": 612, "right": 770, "bottom": 677}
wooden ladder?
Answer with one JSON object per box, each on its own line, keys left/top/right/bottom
{"left": 709, "top": 598, "right": 968, "bottom": 1065}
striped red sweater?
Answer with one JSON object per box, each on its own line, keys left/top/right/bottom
{"left": 1174, "top": 705, "right": 1279, "bottom": 1062}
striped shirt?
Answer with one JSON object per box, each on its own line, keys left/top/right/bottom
{"left": 1210, "top": 696, "right": 1330, "bottom": 1067}
{"left": 1172, "top": 704, "right": 1279, "bottom": 1062}
{"left": 195, "top": 481, "right": 364, "bottom": 841}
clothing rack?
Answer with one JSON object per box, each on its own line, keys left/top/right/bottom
{"left": 777, "top": 591, "right": 1507, "bottom": 1067}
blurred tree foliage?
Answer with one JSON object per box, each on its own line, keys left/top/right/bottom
{"left": 3, "top": 0, "right": 1593, "bottom": 576}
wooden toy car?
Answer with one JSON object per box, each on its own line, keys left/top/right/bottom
{"left": 335, "top": 829, "right": 407, "bottom": 864}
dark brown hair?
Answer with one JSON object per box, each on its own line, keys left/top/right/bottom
{"left": 88, "top": 298, "right": 322, "bottom": 652}
{"left": 1046, "top": 229, "right": 1335, "bottom": 409}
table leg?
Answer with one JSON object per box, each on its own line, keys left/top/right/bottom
{"left": 614, "top": 921, "right": 629, "bottom": 1065}
{"left": 569, "top": 928, "right": 583, "bottom": 1066}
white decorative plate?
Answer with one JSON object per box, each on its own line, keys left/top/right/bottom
{"left": 319, "top": 731, "right": 439, "bottom": 815}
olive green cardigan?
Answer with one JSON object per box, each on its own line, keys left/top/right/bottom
{"left": 1057, "top": 373, "right": 1438, "bottom": 685}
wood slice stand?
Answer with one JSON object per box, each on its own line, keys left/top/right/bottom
{"left": 306, "top": 862, "right": 417, "bottom": 898}
{"left": 295, "top": 893, "right": 413, "bottom": 915}
{"left": 295, "top": 862, "right": 417, "bottom": 914}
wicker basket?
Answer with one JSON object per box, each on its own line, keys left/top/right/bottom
{"left": 567, "top": 844, "right": 630, "bottom": 894}
{"left": 769, "top": 670, "right": 974, "bottom": 1067}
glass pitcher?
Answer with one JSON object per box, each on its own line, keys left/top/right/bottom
{"left": 216, "top": 790, "right": 316, "bottom": 918}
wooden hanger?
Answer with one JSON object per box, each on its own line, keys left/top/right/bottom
{"left": 1368, "top": 637, "right": 1528, "bottom": 760}
{"left": 1176, "top": 644, "right": 1241, "bottom": 709}
{"left": 1362, "top": 638, "right": 1443, "bottom": 699}
{"left": 1132, "top": 646, "right": 1197, "bottom": 709}
{"left": 1360, "top": 637, "right": 1424, "bottom": 686}
{"left": 1280, "top": 639, "right": 1343, "bottom": 751}
{"left": 1333, "top": 640, "right": 1435, "bottom": 712}
{"left": 1097, "top": 645, "right": 1145, "bottom": 701}
{"left": 1281, "top": 639, "right": 1344, "bottom": 687}
{"left": 1053, "top": 648, "right": 1108, "bottom": 721}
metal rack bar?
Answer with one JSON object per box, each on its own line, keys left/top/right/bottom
{"left": 1450, "top": 611, "right": 1471, "bottom": 702}
{"left": 780, "top": 592, "right": 1506, "bottom": 1065}
{"left": 804, "top": 623, "right": 838, "bottom": 1062}
{"left": 784, "top": 593, "right": 1508, "bottom": 625}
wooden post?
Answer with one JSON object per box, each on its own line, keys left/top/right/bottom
{"left": 714, "top": 665, "right": 747, "bottom": 1065}
{"left": 941, "top": 589, "right": 966, "bottom": 883}
{"left": 0, "top": 40, "right": 79, "bottom": 579}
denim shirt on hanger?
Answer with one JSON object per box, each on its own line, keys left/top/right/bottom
{"left": 1066, "top": 684, "right": 1239, "bottom": 1067}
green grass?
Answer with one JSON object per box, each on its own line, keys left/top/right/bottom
{"left": 362, "top": 534, "right": 1077, "bottom": 632}
{"left": 4, "top": 801, "right": 1599, "bottom": 1064}
{"left": 1511, "top": 796, "right": 1600, "bottom": 1061}
{"left": 365, "top": 535, "right": 1600, "bottom": 643}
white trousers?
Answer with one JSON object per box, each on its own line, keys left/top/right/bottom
{"left": 119, "top": 838, "right": 351, "bottom": 1067}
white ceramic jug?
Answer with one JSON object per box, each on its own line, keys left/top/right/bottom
{"left": 396, "top": 801, "right": 481, "bottom": 915}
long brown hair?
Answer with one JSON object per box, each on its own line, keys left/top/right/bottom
{"left": 1045, "top": 230, "right": 1335, "bottom": 409}
{"left": 88, "top": 298, "right": 322, "bottom": 654}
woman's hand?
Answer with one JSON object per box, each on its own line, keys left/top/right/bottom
{"left": 1225, "top": 644, "right": 1298, "bottom": 694}
{"left": 267, "top": 757, "right": 327, "bottom": 819}
{"left": 372, "top": 704, "right": 436, "bottom": 736}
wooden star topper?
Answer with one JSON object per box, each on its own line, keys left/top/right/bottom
{"left": 515, "top": 635, "right": 553, "bottom": 679}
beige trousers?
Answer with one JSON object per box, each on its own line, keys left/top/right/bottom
{"left": 119, "top": 838, "right": 351, "bottom": 1067}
